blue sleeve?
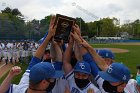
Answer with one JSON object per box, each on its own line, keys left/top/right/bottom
{"left": 53, "top": 62, "right": 63, "bottom": 70}
{"left": 40, "top": 32, "right": 48, "bottom": 44}
{"left": 82, "top": 53, "right": 100, "bottom": 77}
{"left": 27, "top": 56, "right": 41, "bottom": 70}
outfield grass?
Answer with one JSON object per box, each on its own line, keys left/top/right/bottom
{"left": 0, "top": 43, "right": 139, "bottom": 84}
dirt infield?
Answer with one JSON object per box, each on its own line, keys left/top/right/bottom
{"left": 99, "top": 42, "right": 140, "bottom": 53}
{"left": 0, "top": 62, "right": 13, "bottom": 78}
{"left": 114, "top": 42, "right": 140, "bottom": 45}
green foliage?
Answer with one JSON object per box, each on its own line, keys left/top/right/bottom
{"left": 76, "top": 17, "right": 89, "bottom": 36}
{"left": 1, "top": 7, "right": 140, "bottom": 40}
{"left": 1, "top": 7, "right": 22, "bottom": 16}
{"left": 0, "top": 13, "right": 26, "bottom": 39}
{"left": 87, "top": 17, "right": 120, "bottom": 37}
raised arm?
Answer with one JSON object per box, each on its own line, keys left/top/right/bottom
{"left": 50, "top": 39, "right": 63, "bottom": 70}
{"left": 71, "top": 25, "right": 100, "bottom": 77}
{"left": 63, "top": 35, "right": 74, "bottom": 75}
{"left": 71, "top": 26, "right": 108, "bottom": 71}
{"left": 73, "top": 40, "right": 83, "bottom": 61}
{"left": 81, "top": 39, "right": 108, "bottom": 71}
{"left": 27, "top": 16, "right": 56, "bottom": 70}
{"left": 71, "top": 26, "right": 88, "bottom": 57}
{"left": 0, "top": 66, "right": 21, "bottom": 93}
{"left": 52, "top": 40, "right": 63, "bottom": 62}
{"left": 35, "top": 16, "right": 56, "bottom": 59}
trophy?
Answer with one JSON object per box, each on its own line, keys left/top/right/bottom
{"left": 54, "top": 14, "right": 76, "bottom": 43}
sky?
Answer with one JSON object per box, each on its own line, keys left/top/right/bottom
{"left": 0, "top": 0, "right": 140, "bottom": 23}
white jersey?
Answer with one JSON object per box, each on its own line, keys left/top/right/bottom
{"left": 65, "top": 70, "right": 101, "bottom": 93}
{"left": 124, "top": 79, "right": 140, "bottom": 93}
{"left": 1, "top": 43, "right": 5, "bottom": 49}
{"left": 51, "top": 77, "right": 68, "bottom": 93}
{"left": 31, "top": 45, "right": 37, "bottom": 52}
{"left": 3, "top": 46, "right": 9, "bottom": 59}
{"left": 95, "top": 75, "right": 109, "bottom": 93}
{"left": 0, "top": 44, "right": 2, "bottom": 57}
{"left": 13, "top": 44, "right": 17, "bottom": 52}
{"left": 6, "top": 71, "right": 29, "bottom": 93}
{"left": 17, "top": 43, "right": 23, "bottom": 58}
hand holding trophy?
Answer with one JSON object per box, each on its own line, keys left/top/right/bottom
{"left": 54, "top": 14, "right": 76, "bottom": 43}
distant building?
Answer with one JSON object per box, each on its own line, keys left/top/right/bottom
{"left": 120, "top": 32, "right": 130, "bottom": 40}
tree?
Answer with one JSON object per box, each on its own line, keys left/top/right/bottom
{"left": 1, "top": 7, "right": 12, "bottom": 14}
{"left": 39, "top": 15, "right": 52, "bottom": 37}
{"left": 76, "top": 17, "right": 88, "bottom": 36}
{"left": 12, "top": 8, "right": 22, "bottom": 16}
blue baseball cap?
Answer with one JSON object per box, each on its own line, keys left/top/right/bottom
{"left": 97, "top": 49, "right": 115, "bottom": 60}
{"left": 74, "top": 61, "right": 91, "bottom": 74}
{"left": 98, "top": 62, "right": 130, "bottom": 83}
{"left": 29, "top": 62, "right": 63, "bottom": 83}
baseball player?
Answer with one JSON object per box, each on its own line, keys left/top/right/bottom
{"left": 63, "top": 33, "right": 101, "bottom": 93}
{"left": 3, "top": 43, "right": 9, "bottom": 65}
{"left": 0, "top": 42, "right": 3, "bottom": 62}
{"left": 124, "top": 65, "right": 140, "bottom": 93}
{"left": 37, "top": 23, "right": 68, "bottom": 93}
{"left": 71, "top": 25, "right": 131, "bottom": 93}
{"left": 31, "top": 42, "right": 37, "bottom": 56}
{"left": 96, "top": 49, "right": 115, "bottom": 66}
{"left": 17, "top": 42, "right": 23, "bottom": 63}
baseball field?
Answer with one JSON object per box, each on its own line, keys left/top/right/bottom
{"left": 0, "top": 42, "right": 140, "bottom": 84}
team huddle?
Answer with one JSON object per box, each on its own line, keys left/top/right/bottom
{"left": 0, "top": 16, "right": 140, "bottom": 93}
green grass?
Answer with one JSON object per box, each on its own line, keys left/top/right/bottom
{"left": 0, "top": 43, "right": 140, "bottom": 84}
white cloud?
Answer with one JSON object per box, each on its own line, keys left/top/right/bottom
{"left": 0, "top": 0, "right": 140, "bottom": 22}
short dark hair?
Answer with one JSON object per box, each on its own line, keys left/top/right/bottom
{"left": 29, "top": 80, "right": 42, "bottom": 89}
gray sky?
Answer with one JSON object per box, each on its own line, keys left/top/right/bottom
{"left": 0, "top": 0, "right": 140, "bottom": 23}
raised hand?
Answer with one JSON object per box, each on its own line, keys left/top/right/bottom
{"left": 8, "top": 66, "right": 22, "bottom": 77}
{"left": 48, "top": 15, "right": 57, "bottom": 38}
{"left": 73, "top": 24, "right": 81, "bottom": 35}
{"left": 71, "top": 31, "right": 82, "bottom": 44}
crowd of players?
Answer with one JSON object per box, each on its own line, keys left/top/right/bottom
{"left": 0, "top": 41, "right": 39, "bottom": 64}
{"left": 0, "top": 16, "right": 140, "bottom": 93}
